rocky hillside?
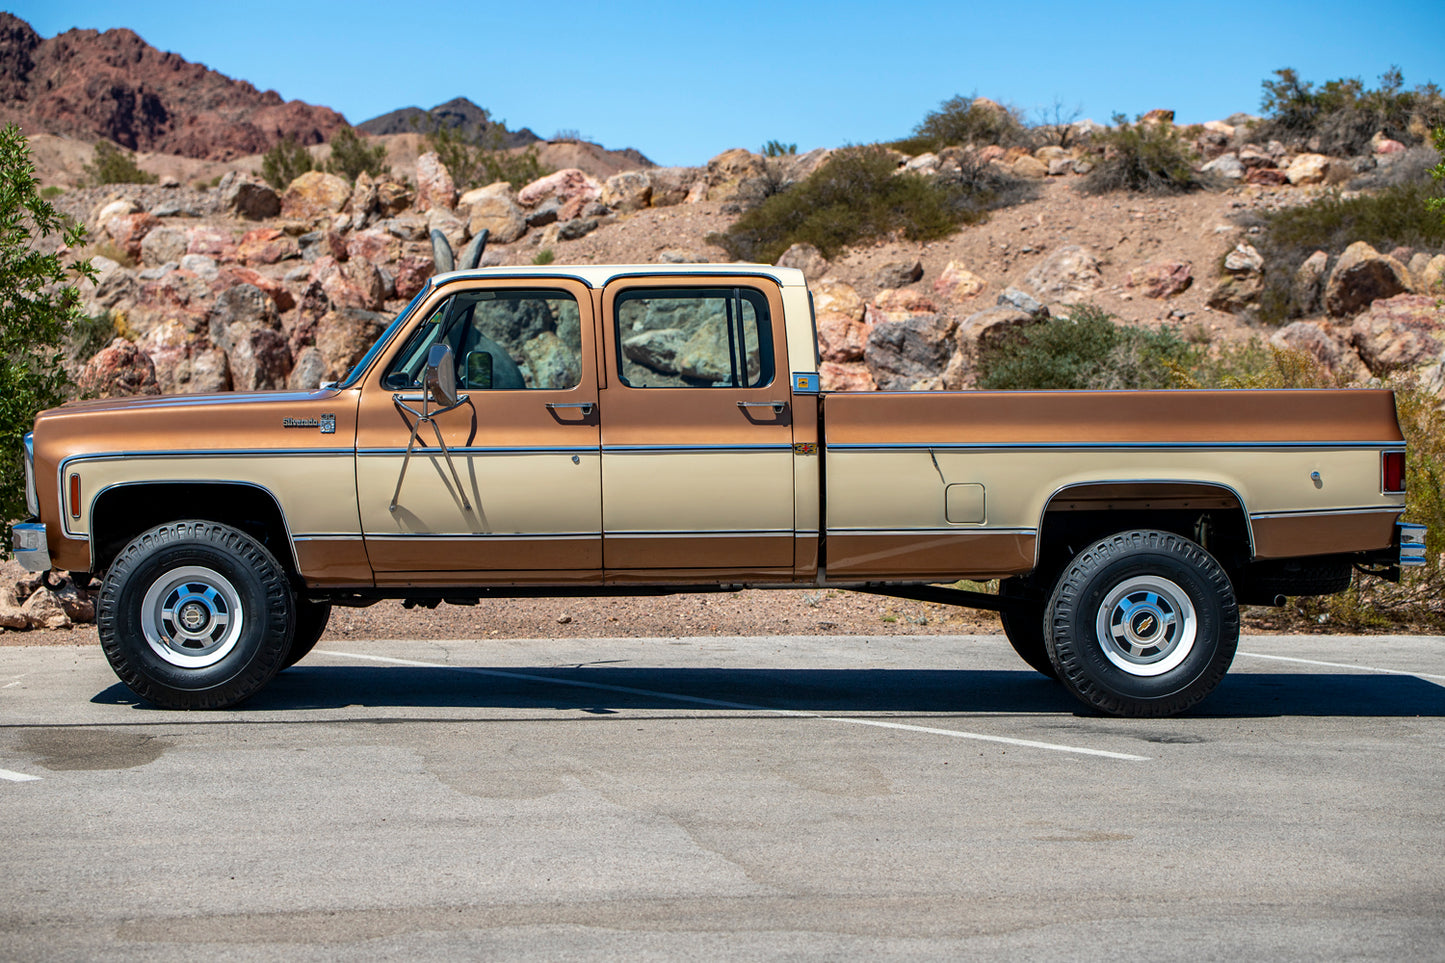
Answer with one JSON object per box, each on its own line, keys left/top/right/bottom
{"left": 0, "top": 14, "right": 347, "bottom": 160}
{"left": 357, "top": 96, "right": 541, "bottom": 148}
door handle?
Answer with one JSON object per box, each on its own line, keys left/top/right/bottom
{"left": 546, "top": 402, "right": 595, "bottom": 415}
{"left": 738, "top": 401, "right": 789, "bottom": 415}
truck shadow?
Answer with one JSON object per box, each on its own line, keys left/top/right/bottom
{"left": 93, "top": 665, "right": 1445, "bottom": 717}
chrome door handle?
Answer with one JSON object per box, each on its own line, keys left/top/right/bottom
{"left": 546, "top": 402, "right": 594, "bottom": 415}
{"left": 738, "top": 401, "right": 788, "bottom": 415}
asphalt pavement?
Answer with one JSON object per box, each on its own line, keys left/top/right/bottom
{"left": 2, "top": 632, "right": 1443, "bottom": 961}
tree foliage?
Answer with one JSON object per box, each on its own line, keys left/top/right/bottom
{"left": 1257, "top": 67, "right": 1445, "bottom": 155}
{"left": 83, "top": 140, "right": 157, "bottom": 186}
{"left": 1430, "top": 126, "right": 1445, "bottom": 221}
{"left": 260, "top": 136, "right": 315, "bottom": 190}
{"left": 1, "top": 124, "right": 94, "bottom": 549}
{"left": 422, "top": 122, "right": 549, "bottom": 192}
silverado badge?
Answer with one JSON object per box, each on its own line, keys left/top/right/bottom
{"left": 282, "top": 414, "right": 336, "bottom": 433}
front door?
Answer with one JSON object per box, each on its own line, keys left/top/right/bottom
{"left": 598, "top": 278, "right": 795, "bottom": 580}
{"left": 356, "top": 278, "right": 602, "bottom": 584}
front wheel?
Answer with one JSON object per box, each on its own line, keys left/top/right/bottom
{"left": 1046, "top": 530, "right": 1238, "bottom": 717}
{"left": 97, "top": 521, "right": 295, "bottom": 709}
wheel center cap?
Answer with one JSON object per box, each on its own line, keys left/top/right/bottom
{"left": 179, "top": 601, "right": 209, "bottom": 631}
{"left": 1130, "top": 609, "right": 1160, "bottom": 640}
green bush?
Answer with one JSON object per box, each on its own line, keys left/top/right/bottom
{"left": 1256, "top": 67, "right": 1445, "bottom": 156}
{"left": 1430, "top": 126, "right": 1445, "bottom": 220}
{"left": 0, "top": 124, "right": 94, "bottom": 551}
{"left": 83, "top": 140, "right": 157, "bottom": 186}
{"left": 761, "top": 140, "right": 797, "bottom": 157}
{"left": 974, "top": 305, "right": 1199, "bottom": 390}
{"left": 323, "top": 126, "right": 388, "bottom": 182}
{"left": 1247, "top": 178, "right": 1445, "bottom": 323}
{"left": 67, "top": 310, "right": 121, "bottom": 363}
{"left": 892, "top": 94, "right": 1028, "bottom": 154}
{"left": 260, "top": 136, "right": 315, "bottom": 190}
{"left": 424, "top": 123, "right": 550, "bottom": 191}
{"left": 39, "top": 185, "right": 63, "bottom": 199}
{"left": 532, "top": 248, "right": 555, "bottom": 265}
{"left": 1080, "top": 114, "right": 1211, "bottom": 195}
{"left": 708, "top": 146, "right": 1027, "bottom": 263}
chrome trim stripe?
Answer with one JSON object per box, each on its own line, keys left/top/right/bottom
{"left": 603, "top": 445, "right": 794, "bottom": 453}
{"left": 62, "top": 449, "right": 354, "bottom": 469}
{"left": 1249, "top": 507, "right": 1404, "bottom": 520}
{"left": 358, "top": 446, "right": 598, "bottom": 457}
{"left": 362, "top": 532, "right": 597, "bottom": 540}
{"left": 23, "top": 432, "right": 37, "bottom": 518}
{"left": 828, "top": 441, "right": 1402, "bottom": 452}
{"left": 827, "top": 528, "right": 1036, "bottom": 537}
{"left": 606, "top": 530, "right": 792, "bottom": 538}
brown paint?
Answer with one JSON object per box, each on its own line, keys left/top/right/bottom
{"left": 1250, "top": 511, "right": 1401, "bottom": 559}
{"left": 826, "top": 532, "right": 1037, "bottom": 581}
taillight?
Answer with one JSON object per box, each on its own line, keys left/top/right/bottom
{"left": 69, "top": 473, "right": 81, "bottom": 518}
{"left": 1382, "top": 451, "right": 1406, "bottom": 494}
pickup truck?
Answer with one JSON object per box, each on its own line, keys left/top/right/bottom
{"left": 13, "top": 264, "right": 1426, "bottom": 716}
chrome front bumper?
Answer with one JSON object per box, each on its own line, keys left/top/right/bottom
{"left": 11, "top": 522, "right": 50, "bottom": 572}
{"left": 1398, "top": 522, "right": 1427, "bottom": 568}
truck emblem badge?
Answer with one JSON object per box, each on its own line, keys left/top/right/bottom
{"left": 282, "top": 414, "right": 336, "bottom": 432}
{"left": 793, "top": 443, "right": 818, "bottom": 455}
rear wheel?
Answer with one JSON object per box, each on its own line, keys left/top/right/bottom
{"left": 998, "top": 579, "right": 1056, "bottom": 680}
{"left": 97, "top": 521, "right": 294, "bottom": 709}
{"left": 1046, "top": 530, "right": 1238, "bottom": 717}
{"left": 283, "top": 599, "right": 332, "bottom": 668}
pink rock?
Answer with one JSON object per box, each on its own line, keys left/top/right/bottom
{"left": 819, "top": 362, "right": 876, "bottom": 392}
{"left": 106, "top": 212, "right": 160, "bottom": 260}
{"left": 77, "top": 338, "right": 161, "bottom": 398}
{"left": 1245, "top": 168, "right": 1290, "bottom": 186}
{"left": 1373, "top": 137, "right": 1406, "bottom": 155}
{"left": 394, "top": 255, "right": 435, "bottom": 300}
{"left": 932, "top": 261, "right": 985, "bottom": 303}
{"left": 816, "top": 312, "right": 871, "bottom": 363}
{"left": 518, "top": 169, "right": 603, "bottom": 221}
{"left": 414, "top": 152, "right": 457, "bottom": 212}
{"left": 223, "top": 266, "right": 296, "bottom": 312}
{"left": 237, "top": 228, "right": 298, "bottom": 266}
{"left": 346, "top": 228, "right": 401, "bottom": 265}
{"left": 1351, "top": 294, "right": 1445, "bottom": 374}
{"left": 1124, "top": 260, "right": 1193, "bottom": 299}
{"left": 187, "top": 226, "right": 238, "bottom": 262}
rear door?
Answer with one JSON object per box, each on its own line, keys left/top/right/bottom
{"left": 598, "top": 277, "right": 795, "bottom": 580}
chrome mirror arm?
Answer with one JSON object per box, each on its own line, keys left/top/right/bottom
{"left": 389, "top": 390, "right": 473, "bottom": 514}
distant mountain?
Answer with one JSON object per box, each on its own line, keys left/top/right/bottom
{"left": 358, "top": 97, "right": 541, "bottom": 148}
{"left": 0, "top": 13, "right": 347, "bottom": 160}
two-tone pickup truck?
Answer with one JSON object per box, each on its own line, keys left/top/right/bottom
{"left": 13, "top": 265, "right": 1426, "bottom": 716}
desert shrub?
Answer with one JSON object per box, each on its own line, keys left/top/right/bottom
{"left": 39, "top": 185, "right": 63, "bottom": 199}
{"left": 1, "top": 124, "right": 94, "bottom": 550}
{"left": 1431, "top": 126, "right": 1445, "bottom": 220}
{"left": 1080, "top": 114, "right": 1212, "bottom": 195}
{"left": 424, "top": 123, "right": 549, "bottom": 191}
{"left": 83, "top": 140, "right": 157, "bottom": 185}
{"left": 709, "top": 146, "right": 1028, "bottom": 263}
{"left": 761, "top": 140, "right": 796, "bottom": 157}
{"left": 532, "top": 248, "right": 555, "bottom": 265}
{"left": 893, "top": 94, "right": 1029, "bottom": 154}
{"left": 324, "top": 126, "right": 388, "bottom": 182}
{"left": 67, "top": 311, "right": 121, "bottom": 362}
{"left": 1183, "top": 340, "right": 1340, "bottom": 390}
{"left": 974, "top": 305, "right": 1198, "bottom": 390}
{"left": 260, "top": 136, "right": 315, "bottom": 190}
{"left": 1246, "top": 176, "right": 1445, "bottom": 322}
{"left": 1255, "top": 67, "right": 1445, "bottom": 156}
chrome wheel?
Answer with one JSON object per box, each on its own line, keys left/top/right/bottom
{"left": 140, "top": 565, "right": 245, "bottom": 669}
{"left": 1094, "top": 575, "right": 1196, "bottom": 677}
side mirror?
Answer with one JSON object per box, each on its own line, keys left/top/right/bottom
{"left": 423, "top": 343, "right": 460, "bottom": 408}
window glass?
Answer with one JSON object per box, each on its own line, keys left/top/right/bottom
{"left": 381, "top": 288, "right": 582, "bottom": 390}
{"left": 615, "top": 287, "right": 773, "bottom": 388}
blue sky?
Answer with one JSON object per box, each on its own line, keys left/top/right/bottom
{"left": 11, "top": 1, "right": 1445, "bottom": 167}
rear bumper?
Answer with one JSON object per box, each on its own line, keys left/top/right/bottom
{"left": 11, "top": 522, "right": 50, "bottom": 572}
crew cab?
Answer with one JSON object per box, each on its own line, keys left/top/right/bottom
{"left": 14, "top": 265, "right": 1426, "bottom": 715}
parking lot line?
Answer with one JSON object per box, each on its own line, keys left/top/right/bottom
{"left": 0, "top": 768, "right": 41, "bottom": 782}
{"left": 318, "top": 649, "right": 1149, "bottom": 762}
{"left": 1237, "top": 651, "right": 1445, "bottom": 684}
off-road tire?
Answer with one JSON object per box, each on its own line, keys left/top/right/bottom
{"left": 97, "top": 521, "right": 295, "bottom": 709}
{"left": 284, "top": 598, "right": 332, "bottom": 668}
{"left": 998, "top": 578, "right": 1056, "bottom": 680}
{"left": 1046, "top": 529, "right": 1238, "bottom": 717}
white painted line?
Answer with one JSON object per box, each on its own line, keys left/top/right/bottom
{"left": 0, "top": 768, "right": 41, "bottom": 783}
{"left": 827, "top": 717, "right": 1150, "bottom": 761}
{"left": 318, "top": 649, "right": 1147, "bottom": 762}
{"left": 1238, "top": 651, "right": 1445, "bottom": 684}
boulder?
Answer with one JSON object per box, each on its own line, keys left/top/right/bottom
{"left": 1269, "top": 321, "right": 1358, "bottom": 376}
{"left": 375, "top": 179, "right": 415, "bottom": 216}
{"left": 207, "top": 283, "right": 291, "bottom": 390}
{"left": 138, "top": 319, "right": 230, "bottom": 394}
{"left": 281, "top": 171, "right": 352, "bottom": 221}
{"left": 221, "top": 175, "right": 281, "bottom": 220}
{"left": 237, "top": 227, "right": 298, "bottom": 265}
{"left": 947, "top": 306, "right": 1037, "bottom": 387}
{"left": 932, "top": 261, "right": 986, "bottom": 303}
{"left": 186, "top": 226, "right": 237, "bottom": 262}
{"left": 287, "top": 346, "right": 328, "bottom": 390}
{"left": 20, "top": 588, "right": 69, "bottom": 630}
{"left": 1124, "top": 260, "right": 1193, "bottom": 299}
{"left": 346, "top": 227, "right": 402, "bottom": 265}
{"left": 874, "top": 260, "right": 923, "bottom": 289}
{"left": 1292, "top": 250, "right": 1330, "bottom": 315}
{"left": 601, "top": 171, "right": 652, "bottom": 213}
{"left": 461, "top": 183, "right": 526, "bottom": 243}
{"left": 77, "top": 338, "right": 161, "bottom": 398}
{"left": 644, "top": 167, "right": 702, "bottom": 207}
{"left": 1417, "top": 254, "right": 1445, "bottom": 293}
{"left": 816, "top": 312, "right": 871, "bottom": 364}
{"left": 1223, "top": 242, "right": 1264, "bottom": 275}
{"left": 1371, "top": 133, "right": 1406, "bottom": 155}
{"left": 1047, "top": 158, "right": 1074, "bottom": 176}
{"left": 348, "top": 170, "right": 378, "bottom": 224}
{"left": 106, "top": 212, "right": 160, "bottom": 260}
{"left": 394, "top": 255, "right": 435, "bottom": 300}
{"left": 1200, "top": 154, "right": 1245, "bottom": 180}
{"left": 1351, "top": 294, "right": 1445, "bottom": 376}
{"left": 905, "top": 152, "right": 940, "bottom": 174}
{"left": 1022, "top": 244, "right": 1103, "bottom": 301}
{"left": 414, "top": 152, "right": 457, "bottom": 212}
{"left": 312, "top": 255, "right": 386, "bottom": 311}
{"left": 92, "top": 196, "right": 141, "bottom": 231}
{"left": 1324, "top": 241, "right": 1412, "bottom": 318}
{"left": 704, "top": 148, "right": 768, "bottom": 203}
{"left": 426, "top": 206, "right": 470, "bottom": 254}
{"left": 225, "top": 266, "right": 296, "bottom": 312}
{"left": 314, "top": 309, "right": 389, "bottom": 382}
{"left": 864, "top": 313, "right": 956, "bottom": 390}
{"left": 518, "top": 169, "right": 603, "bottom": 220}
{"left": 776, "top": 243, "right": 829, "bottom": 282}
{"left": 1140, "top": 108, "right": 1175, "bottom": 125}
{"left": 557, "top": 217, "right": 599, "bottom": 241}
{"left": 1206, "top": 274, "right": 1263, "bottom": 313}
{"left": 1011, "top": 155, "right": 1049, "bottom": 179}
{"left": 623, "top": 328, "right": 688, "bottom": 374}
{"left": 818, "top": 361, "right": 876, "bottom": 392}
{"left": 522, "top": 331, "right": 582, "bottom": 390}
{"left": 1245, "top": 168, "right": 1290, "bottom": 186}
{"left": 139, "top": 227, "right": 188, "bottom": 267}
{"left": 995, "top": 287, "right": 1048, "bottom": 318}
{"left": 812, "top": 279, "right": 864, "bottom": 321}
{"left": 178, "top": 253, "right": 219, "bottom": 279}
{"left": 1285, "top": 153, "right": 1331, "bottom": 186}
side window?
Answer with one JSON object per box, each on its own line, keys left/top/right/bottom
{"left": 382, "top": 288, "right": 582, "bottom": 390}
{"left": 615, "top": 287, "right": 774, "bottom": 388}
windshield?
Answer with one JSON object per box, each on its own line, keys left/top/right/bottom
{"left": 335, "top": 284, "right": 432, "bottom": 389}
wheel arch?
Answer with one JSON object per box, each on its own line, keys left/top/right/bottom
{"left": 89, "top": 481, "right": 300, "bottom": 578}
